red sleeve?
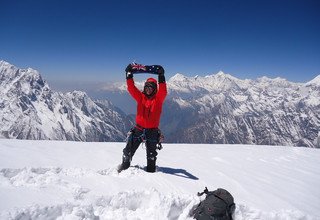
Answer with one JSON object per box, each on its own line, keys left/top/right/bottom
{"left": 127, "top": 78, "right": 142, "bottom": 102}
{"left": 157, "top": 82, "right": 167, "bottom": 103}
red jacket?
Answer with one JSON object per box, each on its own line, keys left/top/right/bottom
{"left": 127, "top": 78, "right": 167, "bottom": 129}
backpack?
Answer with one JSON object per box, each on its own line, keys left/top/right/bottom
{"left": 192, "top": 187, "right": 235, "bottom": 220}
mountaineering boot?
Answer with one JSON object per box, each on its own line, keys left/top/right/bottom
{"left": 117, "top": 155, "right": 131, "bottom": 173}
{"left": 146, "top": 157, "right": 156, "bottom": 173}
{"left": 117, "top": 162, "right": 130, "bottom": 173}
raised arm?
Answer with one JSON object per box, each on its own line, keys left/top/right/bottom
{"left": 126, "top": 64, "right": 142, "bottom": 102}
{"left": 156, "top": 66, "right": 167, "bottom": 102}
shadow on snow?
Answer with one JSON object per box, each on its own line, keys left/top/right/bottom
{"left": 157, "top": 167, "right": 199, "bottom": 180}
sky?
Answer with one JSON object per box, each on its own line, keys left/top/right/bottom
{"left": 1, "top": 0, "right": 320, "bottom": 90}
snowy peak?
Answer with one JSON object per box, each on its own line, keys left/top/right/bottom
{"left": 0, "top": 60, "right": 19, "bottom": 80}
{"left": 255, "top": 76, "right": 297, "bottom": 89}
{"left": 0, "top": 60, "right": 48, "bottom": 96}
{"left": 216, "top": 70, "right": 226, "bottom": 76}
{"left": 0, "top": 60, "right": 15, "bottom": 69}
{"left": 168, "top": 71, "right": 245, "bottom": 93}
{"left": 212, "top": 70, "right": 236, "bottom": 80}
{"left": 204, "top": 71, "right": 237, "bottom": 80}
{"left": 0, "top": 60, "right": 41, "bottom": 80}
{"left": 169, "top": 73, "right": 188, "bottom": 81}
{"left": 167, "top": 71, "right": 305, "bottom": 95}
{"left": 305, "top": 74, "right": 320, "bottom": 87}
{"left": 257, "top": 76, "right": 289, "bottom": 83}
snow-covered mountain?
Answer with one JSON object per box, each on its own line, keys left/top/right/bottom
{"left": 105, "top": 71, "right": 320, "bottom": 148}
{"left": 165, "top": 72, "right": 320, "bottom": 147}
{"left": 1, "top": 60, "right": 319, "bottom": 147}
{"left": 1, "top": 139, "right": 320, "bottom": 219}
{"left": 0, "top": 60, "right": 133, "bottom": 141}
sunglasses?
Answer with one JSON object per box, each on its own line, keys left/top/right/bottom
{"left": 145, "top": 85, "right": 154, "bottom": 91}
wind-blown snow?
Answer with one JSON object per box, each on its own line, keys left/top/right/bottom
{"left": 0, "top": 139, "right": 319, "bottom": 219}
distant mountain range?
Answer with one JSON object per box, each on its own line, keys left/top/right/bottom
{"left": 162, "top": 72, "right": 320, "bottom": 147}
{"left": 104, "top": 71, "right": 320, "bottom": 148}
{"left": 1, "top": 60, "right": 319, "bottom": 147}
{"left": 0, "top": 60, "right": 133, "bottom": 142}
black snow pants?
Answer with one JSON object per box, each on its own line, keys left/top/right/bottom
{"left": 122, "top": 127, "right": 160, "bottom": 172}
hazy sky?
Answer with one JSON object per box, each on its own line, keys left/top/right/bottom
{"left": 1, "top": 0, "right": 319, "bottom": 88}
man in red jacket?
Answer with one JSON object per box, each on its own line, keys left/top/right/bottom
{"left": 118, "top": 64, "right": 167, "bottom": 173}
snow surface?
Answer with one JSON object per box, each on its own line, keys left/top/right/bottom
{"left": 0, "top": 139, "right": 319, "bottom": 220}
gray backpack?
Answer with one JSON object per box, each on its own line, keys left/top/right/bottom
{"left": 193, "top": 187, "right": 235, "bottom": 220}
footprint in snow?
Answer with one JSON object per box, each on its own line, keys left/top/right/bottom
{"left": 97, "top": 165, "right": 146, "bottom": 177}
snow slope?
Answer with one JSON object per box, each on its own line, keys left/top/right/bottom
{"left": 0, "top": 139, "right": 319, "bottom": 220}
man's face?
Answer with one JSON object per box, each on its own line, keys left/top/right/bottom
{"left": 144, "top": 85, "right": 155, "bottom": 96}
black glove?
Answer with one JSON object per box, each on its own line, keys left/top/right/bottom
{"left": 125, "top": 64, "right": 133, "bottom": 73}
{"left": 156, "top": 66, "right": 165, "bottom": 83}
{"left": 157, "top": 66, "right": 165, "bottom": 76}
{"left": 126, "top": 72, "right": 133, "bottom": 79}
{"left": 125, "top": 64, "right": 133, "bottom": 79}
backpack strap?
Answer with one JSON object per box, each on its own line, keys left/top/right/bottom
{"left": 197, "top": 187, "right": 209, "bottom": 196}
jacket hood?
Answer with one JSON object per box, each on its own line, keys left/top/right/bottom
{"left": 146, "top": 77, "right": 157, "bottom": 84}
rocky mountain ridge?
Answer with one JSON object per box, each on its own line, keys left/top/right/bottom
{"left": 0, "top": 60, "right": 133, "bottom": 141}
